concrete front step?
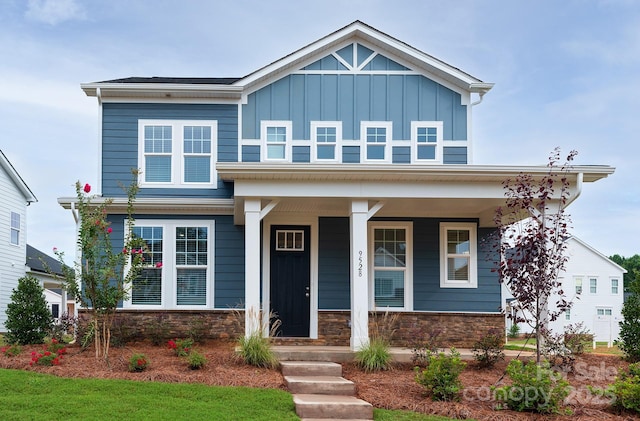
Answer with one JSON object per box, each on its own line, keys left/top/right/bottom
{"left": 285, "top": 375, "right": 355, "bottom": 395}
{"left": 281, "top": 361, "right": 343, "bottom": 377}
{"left": 293, "top": 394, "right": 373, "bottom": 420}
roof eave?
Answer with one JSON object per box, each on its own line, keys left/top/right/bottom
{"left": 81, "top": 83, "right": 245, "bottom": 101}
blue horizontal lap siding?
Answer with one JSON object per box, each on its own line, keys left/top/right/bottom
{"left": 318, "top": 217, "right": 350, "bottom": 309}
{"left": 242, "top": 73, "right": 467, "bottom": 143}
{"left": 292, "top": 146, "right": 310, "bottom": 163}
{"left": 102, "top": 103, "right": 238, "bottom": 198}
{"left": 392, "top": 146, "right": 411, "bottom": 164}
{"left": 443, "top": 147, "right": 468, "bottom": 164}
{"left": 106, "top": 214, "right": 245, "bottom": 309}
{"left": 242, "top": 145, "right": 261, "bottom": 162}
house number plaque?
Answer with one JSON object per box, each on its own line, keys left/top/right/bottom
{"left": 358, "top": 250, "right": 363, "bottom": 277}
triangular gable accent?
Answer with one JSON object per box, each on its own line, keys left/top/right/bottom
{"left": 356, "top": 44, "right": 374, "bottom": 67}
{"left": 303, "top": 55, "right": 349, "bottom": 71}
{"left": 301, "top": 43, "right": 411, "bottom": 72}
{"left": 363, "top": 53, "right": 410, "bottom": 71}
{"left": 336, "top": 44, "right": 353, "bottom": 66}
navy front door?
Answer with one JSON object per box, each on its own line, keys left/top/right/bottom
{"left": 270, "top": 225, "right": 311, "bottom": 337}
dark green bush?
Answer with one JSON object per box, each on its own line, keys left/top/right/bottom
{"left": 4, "top": 276, "right": 52, "bottom": 345}
{"left": 592, "top": 362, "right": 640, "bottom": 413}
{"left": 414, "top": 348, "right": 466, "bottom": 401}
{"left": 128, "top": 353, "right": 149, "bottom": 372}
{"left": 493, "top": 359, "right": 570, "bottom": 414}
{"left": 472, "top": 329, "right": 505, "bottom": 368}
{"left": 187, "top": 350, "right": 208, "bottom": 370}
{"left": 619, "top": 280, "right": 640, "bottom": 361}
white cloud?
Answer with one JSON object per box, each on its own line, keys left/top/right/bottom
{"left": 25, "top": 0, "right": 86, "bottom": 25}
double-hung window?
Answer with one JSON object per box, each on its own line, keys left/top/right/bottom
{"left": 575, "top": 277, "right": 583, "bottom": 294}
{"left": 262, "top": 121, "right": 291, "bottom": 161}
{"left": 590, "top": 277, "right": 598, "bottom": 294}
{"left": 138, "top": 120, "right": 217, "bottom": 188}
{"left": 369, "top": 222, "right": 413, "bottom": 310}
{"left": 10, "top": 212, "right": 20, "bottom": 245}
{"left": 411, "top": 121, "right": 443, "bottom": 163}
{"left": 440, "top": 222, "right": 477, "bottom": 288}
{"left": 361, "top": 122, "right": 392, "bottom": 162}
{"left": 311, "top": 122, "right": 341, "bottom": 162}
{"left": 611, "top": 278, "right": 619, "bottom": 294}
{"left": 128, "top": 220, "right": 214, "bottom": 309}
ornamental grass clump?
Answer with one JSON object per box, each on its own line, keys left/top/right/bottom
{"left": 234, "top": 308, "right": 279, "bottom": 369}
{"left": 355, "top": 338, "right": 392, "bottom": 372}
{"left": 128, "top": 353, "right": 149, "bottom": 372}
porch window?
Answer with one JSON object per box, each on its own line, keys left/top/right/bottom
{"left": 439, "top": 222, "right": 477, "bottom": 288}
{"left": 262, "top": 121, "right": 292, "bottom": 161}
{"left": 10, "top": 211, "right": 20, "bottom": 245}
{"left": 127, "top": 220, "right": 214, "bottom": 309}
{"left": 311, "top": 122, "right": 341, "bottom": 162}
{"left": 611, "top": 278, "right": 619, "bottom": 294}
{"left": 369, "top": 222, "right": 413, "bottom": 310}
{"left": 138, "top": 120, "right": 217, "bottom": 187}
{"left": 361, "top": 122, "right": 392, "bottom": 162}
{"left": 411, "top": 121, "right": 443, "bottom": 163}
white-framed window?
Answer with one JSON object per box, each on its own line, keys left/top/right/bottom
{"left": 261, "top": 121, "right": 292, "bottom": 161}
{"left": 411, "top": 121, "right": 443, "bottom": 163}
{"left": 361, "top": 121, "right": 392, "bottom": 162}
{"left": 611, "top": 278, "right": 619, "bottom": 294}
{"left": 369, "top": 221, "right": 413, "bottom": 310}
{"left": 127, "top": 220, "right": 214, "bottom": 309}
{"left": 10, "top": 211, "right": 20, "bottom": 245}
{"left": 565, "top": 309, "right": 571, "bottom": 320}
{"left": 311, "top": 121, "right": 341, "bottom": 162}
{"left": 138, "top": 120, "right": 217, "bottom": 188}
{"left": 597, "top": 308, "right": 612, "bottom": 316}
{"left": 575, "top": 277, "right": 583, "bottom": 295}
{"left": 275, "top": 230, "right": 304, "bottom": 251}
{"left": 590, "top": 277, "right": 598, "bottom": 294}
{"left": 440, "top": 222, "right": 477, "bottom": 288}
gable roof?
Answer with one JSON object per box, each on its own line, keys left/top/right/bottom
{"left": 26, "top": 244, "right": 65, "bottom": 276}
{"left": 0, "top": 150, "right": 37, "bottom": 203}
{"left": 81, "top": 21, "right": 493, "bottom": 101}
{"left": 567, "top": 236, "right": 627, "bottom": 274}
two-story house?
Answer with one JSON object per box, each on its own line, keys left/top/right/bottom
{"left": 0, "top": 150, "right": 37, "bottom": 332}
{"left": 62, "top": 21, "right": 614, "bottom": 349}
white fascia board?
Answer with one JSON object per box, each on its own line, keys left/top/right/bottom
{"left": 0, "top": 150, "right": 37, "bottom": 203}
{"left": 57, "top": 196, "right": 235, "bottom": 215}
{"left": 81, "top": 83, "right": 244, "bottom": 101}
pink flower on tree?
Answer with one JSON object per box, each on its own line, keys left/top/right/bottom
{"left": 106, "top": 227, "right": 113, "bottom": 234}
{"left": 83, "top": 183, "right": 91, "bottom": 193}
{"left": 155, "top": 262, "right": 163, "bottom": 268}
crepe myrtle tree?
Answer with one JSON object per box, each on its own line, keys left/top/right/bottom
{"left": 493, "top": 148, "right": 577, "bottom": 363}
{"left": 55, "top": 172, "right": 149, "bottom": 360}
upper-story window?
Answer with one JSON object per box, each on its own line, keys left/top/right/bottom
{"left": 575, "top": 277, "right": 583, "bottom": 294}
{"left": 440, "top": 222, "right": 477, "bottom": 288}
{"left": 590, "top": 277, "right": 598, "bottom": 294}
{"left": 611, "top": 278, "right": 619, "bottom": 294}
{"left": 10, "top": 211, "right": 20, "bottom": 245}
{"left": 311, "top": 122, "right": 341, "bottom": 162}
{"left": 411, "top": 121, "right": 443, "bottom": 163}
{"left": 138, "top": 120, "right": 217, "bottom": 188}
{"left": 262, "top": 121, "right": 292, "bottom": 161}
{"left": 361, "top": 122, "right": 392, "bottom": 162}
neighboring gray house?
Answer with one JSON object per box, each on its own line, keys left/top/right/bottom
{"left": 60, "top": 21, "right": 614, "bottom": 349}
{"left": 0, "top": 150, "right": 37, "bottom": 331}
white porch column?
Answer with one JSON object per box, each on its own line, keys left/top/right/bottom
{"left": 350, "top": 200, "right": 370, "bottom": 350}
{"left": 244, "top": 199, "right": 262, "bottom": 337}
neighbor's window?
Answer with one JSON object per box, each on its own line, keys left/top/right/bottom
{"left": 311, "top": 122, "right": 341, "bottom": 162}
{"left": 138, "top": 120, "right": 217, "bottom": 188}
{"left": 10, "top": 212, "right": 20, "bottom": 245}
{"left": 565, "top": 309, "right": 571, "bottom": 321}
{"left": 411, "top": 121, "right": 443, "bottom": 163}
{"left": 370, "top": 222, "right": 413, "bottom": 310}
{"left": 590, "top": 278, "right": 597, "bottom": 294}
{"left": 597, "top": 308, "right": 612, "bottom": 316}
{"left": 611, "top": 278, "right": 619, "bottom": 294}
{"left": 575, "top": 277, "right": 583, "bottom": 295}
{"left": 440, "top": 222, "right": 477, "bottom": 288}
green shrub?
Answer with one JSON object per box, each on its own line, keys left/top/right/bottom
{"left": 187, "top": 350, "right": 207, "bottom": 370}
{"left": 4, "top": 276, "right": 53, "bottom": 345}
{"left": 167, "top": 338, "right": 193, "bottom": 357}
{"left": 563, "top": 322, "right": 593, "bottom": 355}
{"left": 619, "top": 282, "right": 640, "bottom": 362}
{"left": 507, "top": 323, "right": 521, "bottom": 339}
{"left": 410, "top": 327, "right": 443, "bottom": 367}
{"left": 355, "top": 338, "right": 392, "bottom": 372}
{"left": 593, "top": 362, "right": 640, "bottom": 413}
{"left": 493, "top": 359, "right": 570, "bottom": 414}
{"left": 414, "top": 348, "right": 466, "bottom": 401}
{"left": 128, "top": 353, "right": 149, "bottom": 372}
{"left": 236, "top": 333, "right": 278, "bottom": 369}
{"left": 472, "top": 329, "right": 505, "bottom": 368}
{"left": 1, "top": 344, "right": 22, "bottom": 357}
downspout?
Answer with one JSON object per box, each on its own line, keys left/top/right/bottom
{"left": 470, "top": 91, "right": 486, "bottom": 107}
{"left": 566, "top": 172, "right": 583, "bottom": 206}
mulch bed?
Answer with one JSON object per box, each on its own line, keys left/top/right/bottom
{"left": 2, "top": 341, "right": 639, "bottom": 420}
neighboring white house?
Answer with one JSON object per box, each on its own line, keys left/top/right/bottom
{"left": 0, "top": 150, "right": 37, "bottom": 332}
{"left": 26, "top": 244, "right": 75, "bottom": 321}
{"left": 505, "top": 236, "right": 627, "bottom": 345}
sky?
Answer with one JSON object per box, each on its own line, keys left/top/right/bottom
{"left": 0, "top": 0, "right": 638, "bottom": 262}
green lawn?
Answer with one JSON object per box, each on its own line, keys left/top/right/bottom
{"left": 0, "top": 369, "right": 450, "bottom": 421}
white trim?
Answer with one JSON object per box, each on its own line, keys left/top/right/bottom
{"left": 124, "top": 219, "right": 215, "bottom": 310}
{"left": 262, "top": 214, "right": 319, "bottom": 339}
{"left": 439, "top": 222, "right": 478, "bottom": 288}
{"left": 310, "top": 121, "right": 342, "bottom": 162}
{"left": 411, "top": 121, "right": 443, "bottom": 164}
{"left": 261, "top": 121, "right": 292, "bottom": 162}
{"left": 137, "top": 119, "right": 218, "bottom": 189}
{"left": 361, "top": 121, "right": 392, "bottom": 163}
{"left": 368, "top": 221, "right": 413, "bottom": 311}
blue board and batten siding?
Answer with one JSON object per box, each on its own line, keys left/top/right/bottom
{"left": 101, "top": 103, "right": 238, "bottom": 198}
{"left": 107, "top": 214, "right": 245, "bottom": 309}
{"left": 317, "top": 217, "right": 500, "bottom": 313}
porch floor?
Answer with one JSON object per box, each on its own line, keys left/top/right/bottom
{"left": 272, "top": 346, "right": 532, "bottom": 363}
